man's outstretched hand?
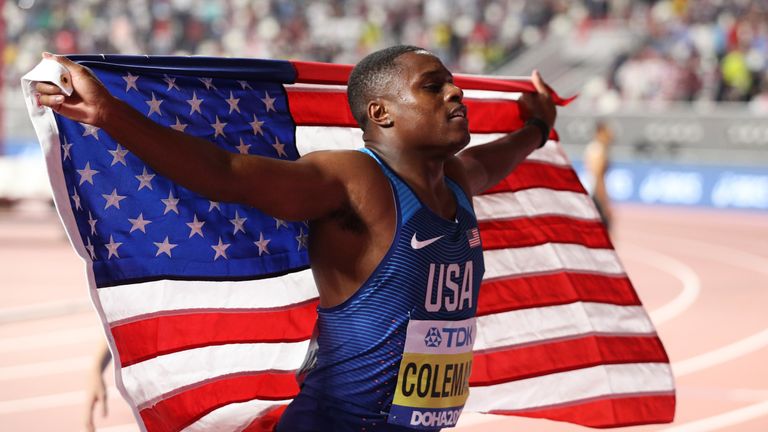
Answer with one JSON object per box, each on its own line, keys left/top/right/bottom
{"left": 35, "top": 52, "right": 115, "bottom": 128}
{"left": 519, "top": 69, "right": 557, "bottom": 129}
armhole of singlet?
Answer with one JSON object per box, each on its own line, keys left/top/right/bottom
{"left": 445, "top": 177, "right": 475, "bottom": 215}
{"left": 317, "top": 149, "right": 405, "bottom": 313}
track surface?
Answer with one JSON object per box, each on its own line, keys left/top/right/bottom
{"left": 1, "top": 203, "right": 767, "bottom": 431}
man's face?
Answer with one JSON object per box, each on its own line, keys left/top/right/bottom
{"left": 384, "top": 52, "right": 470, "bottom": 154}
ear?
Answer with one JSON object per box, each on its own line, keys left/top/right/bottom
{"left": 367, "top": 99, "right": 393, "bottom": 128}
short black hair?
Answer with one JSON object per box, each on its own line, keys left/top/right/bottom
{"left": 347, "top": 45, "right": 426, "bottom": 130}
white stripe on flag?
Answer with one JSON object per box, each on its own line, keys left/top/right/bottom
{"left": 122, "top": 341, "right": 309, "bottom": 407}
{"left": 474, "top": 189, "right": 599, "bottom": 221}
{"left": 474, "top": 303, "right": 656, "bottom": 351}
{"left": 181, "top": 398, "right": 291, "bottom": 432}
{"left": 465, "top": 363, "right": 675, "bottom": 412}
{"left": 483, "top": 243, "right": 625, "bottom": 280}
{"left": 295, "top": 128, "right": 569, "bottom": 167}
{"left": 97, "top": 270, "right": 317, "bottom": 323}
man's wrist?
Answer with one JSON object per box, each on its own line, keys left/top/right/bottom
{"left": 524, "top": 118, "right": 550, "bottom": 148}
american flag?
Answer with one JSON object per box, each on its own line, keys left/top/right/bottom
{"left": 23, "top": 55, "right": 675, "bottom": 432}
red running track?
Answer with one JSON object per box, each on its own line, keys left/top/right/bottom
{"left": 1, "top": 203, "right": 767, "bottom": 431}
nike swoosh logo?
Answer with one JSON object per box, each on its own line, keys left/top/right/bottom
{"left": 411, "top": 233, "right": 445, "bottom": 249}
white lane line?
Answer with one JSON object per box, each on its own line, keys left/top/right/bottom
{"left": 0, "top": 386, "right": 120, "bottom": 414}
{"left": 620, "top": 242, "right": 701, "bottom": 326}
{"left": 0, "top": 298, "right": 91, "bottom": 324}
{"left": 674, "top": 328, "right": 768, "bottom": 377}
{"left": 660, "top": 399, "right": 768, "bottom": 432}
{"left": 625, "top": 232, "right": 768, "bottom": 375}
{"left": 0, "top": 355, "right": 92, "bottom": 381}
{"left": 0, "top": 327, "right": 101, "bottom": 353}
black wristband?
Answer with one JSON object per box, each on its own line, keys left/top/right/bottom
{"left": 525, "top": 117, "right": 550, "bottom": 148}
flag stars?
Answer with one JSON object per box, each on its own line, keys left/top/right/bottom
{"left": 229, "top": 210, "right": 247, "bottom": 234}
{"left": 128, "top": 213, "right": 152, "bottom": 233}
{"left": 81, "top": 123, "right": 100, "bottom": 140}
{"left": 238, "top": 80, "right": 252, "bottom": 90}
{"left": 161, "top": 191, "right": 180, "bottom": 215}
{"left": 226, "top": 91, "right": 241, "bottom": 113}
{"left": 105, "top": 235, "right": 122, "bottom": 259}
{"left": 62, "top": 137, "right": 73, "bottom": 161}
{"left": 210, "top": 116, "right": 227, "bottom": 138}
{"left": 186, "top": 214, "right": 205, "bottom": 238}
{"left": 295, "top": 228, "right": 309, "bottom": 251}
{"left": 236, "top": 138, "right": 251, "bottom": 154}
{"left": 123, "top": 72, "right": 139, "bottom": 92}
{"left": 87, "top": 211, "right": 98, "bottom": 235}
{"left": 272, "top": 136, "right": 288, "bottom": 158}
{"left": 153, "top": 237, "right": 178, "bottom": 257}
{"left": 135, "top": 167, "right": 155, "bottom": 191}
{"left": 274, "top": 217, "right": 288, "bottom": 229}
{"left": 211, "top": 237, "right": 231, "bottom": 260}
{"left": 146, "top": 92, "right": 164, "bottom": 117}
{"left": 163, "top": 75, "right": 180, "bottom": 91}
{"left": 170, "top": 116, "right": 188, "bottom": 132}
{"left": 102, "top": 189, "right": 127, "bottom": 210}
{"left": 199, "top": 77, "right": 217, "bottom": 90}
{"left": 187, "top": 92, "right": 204, "bottom": 115}
{"left": 254, "top": 232, "right": 271, "bottom": 256}
{"left": 249, "top": 114, "right": 265, "bottom": 136}
{"left": 85, "top": 236, "right": 96, "bottom": 260}
{"left": 261, "top": 92, "right": 277, "bottom": 112}
{"left": 71, "top": 189, "right": 82, "bottom": 210}
{"left": 77, "top": 162, "right": 99, "bottom": 185}
{"left": 109, "top": 144, "right": 129, "bottom": 166}
{"left": 208, "top": 201, "right": 221, "bottom": 212}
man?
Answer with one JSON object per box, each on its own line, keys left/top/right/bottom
{"left": 37, "top": 45, "right": 556, "bottom": 431}
{"left": 583, "top": 120, "right": 614, "bottom": 232}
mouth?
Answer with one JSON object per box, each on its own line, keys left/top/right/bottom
{"left": 448, "top": 105, "right": 468, "bottom": 121}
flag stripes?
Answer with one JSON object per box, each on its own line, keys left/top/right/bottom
{"left": 22, "top": 55, "right": 674, "bottom": 432}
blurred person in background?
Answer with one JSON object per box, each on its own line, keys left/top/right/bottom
{"left": 84, "top": 342, "right": 111, "bottom": 432}
{"left": 584, "top": 121, "right": 614, "bottom": 232}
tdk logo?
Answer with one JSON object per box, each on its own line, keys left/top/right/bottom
{"left": 424, "top": 326, "right": 474, "bottom": 348}
{"left": 424, "top": 328, "right": 442, "bottom": 347}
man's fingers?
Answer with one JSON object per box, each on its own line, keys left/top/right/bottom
{"left": 35, "top": 82, "right": 64, "bottom": 95}
{"left": 37, "top": 93, "right": 66, "bottom": 108}
{"left": 531, "top": 70, "right": 551, "bottom": 97}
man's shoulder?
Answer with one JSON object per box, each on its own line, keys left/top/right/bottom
{"left": 300, "top": 149, "right": 386, "bottom": 186}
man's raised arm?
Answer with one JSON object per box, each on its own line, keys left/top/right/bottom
{"left": 34, "top": 53, "right": 348, "bottom": 221}
{"left": 457, "top": 70, "right": 557, "bottom": 196}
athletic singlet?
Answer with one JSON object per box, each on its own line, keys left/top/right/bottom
{"left": 298, "top": 148, "right": 485, "bottom": 430}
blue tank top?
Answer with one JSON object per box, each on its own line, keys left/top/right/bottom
{"left": 300, "top": 148, "right": 485, "bottom": 430}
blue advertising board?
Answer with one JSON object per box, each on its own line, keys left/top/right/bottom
{"left": 573, "top": 160, "right": 768, "bottom": 211}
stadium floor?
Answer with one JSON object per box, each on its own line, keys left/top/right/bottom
{"left": 1, "top": 203, "right": 767, "bottom": 431}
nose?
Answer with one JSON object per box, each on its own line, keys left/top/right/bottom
{"left": 445, "top": 82, "right": 463, "bottom": 102}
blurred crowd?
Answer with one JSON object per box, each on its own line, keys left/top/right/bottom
{"left": 3, "top": 0, "right": 768, "bottom": 106}
{"left": 601, "top": 0, "right": 768, "bottom": 107}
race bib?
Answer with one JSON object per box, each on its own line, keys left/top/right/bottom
{"left": 388, "top": 317, "right": 475, "bottom": 429}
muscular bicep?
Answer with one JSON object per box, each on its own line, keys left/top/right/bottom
{"left": 227, "top": 150, "right": 350, "bottom": 222}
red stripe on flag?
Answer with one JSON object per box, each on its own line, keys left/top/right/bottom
{"left": 470, "top": 335, "right": 669, "bottom": 386}
{"left": 478, "top": 217, "right": 612, "bottom": 250}
{"left": 477, "top": 272, "right": 639, "bottom": 316}
{"left": 287, "top": 90, "right": 556, "bottom": 135}
{"left": 488, "top": 394, "right": 676, "bottom": 427}
{"left": 292, "top": 60, "right": 353, "bottom": 85}
{"left": 243, "top": 405, "right": 289, "bottom": 432}
{"left": 139, "top": 371, "right": 299, "bottom": 432}
{"left": 112, "top": 301, "right": 318, "bottom": 367}
{"left": 483, "top": 162, "right": 586, "bottom": 194}
{"left": 290, "top": 60, "right": 575, "bottom": 105}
